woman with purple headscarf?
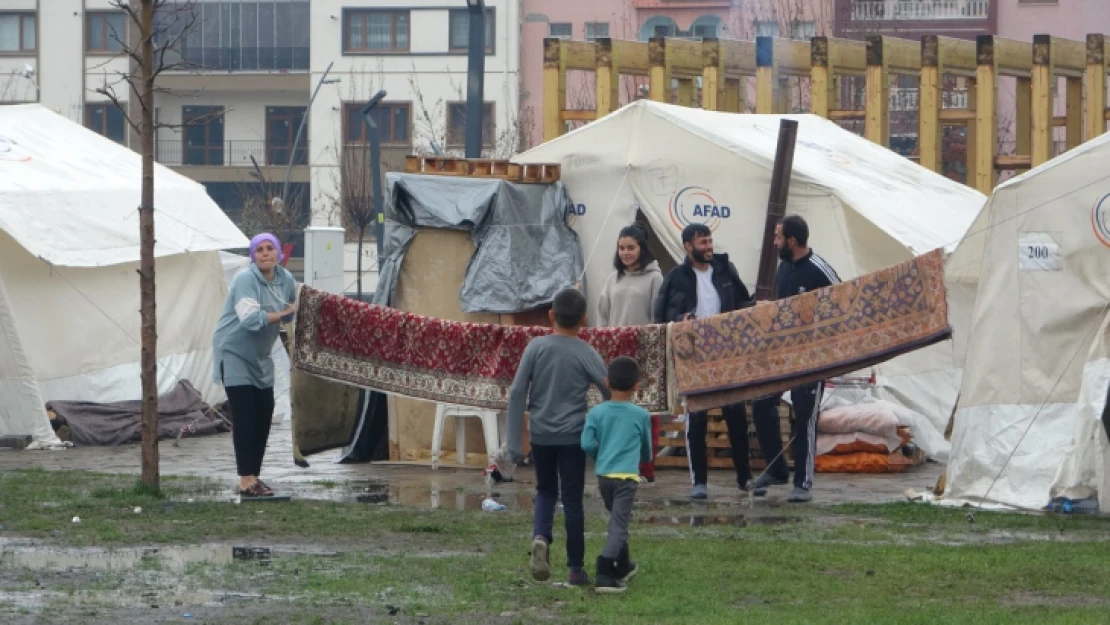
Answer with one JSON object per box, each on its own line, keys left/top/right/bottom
{"left": 213, "top": 233, "right": 297, "bottom": 497}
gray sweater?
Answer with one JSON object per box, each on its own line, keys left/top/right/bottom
{"left": 597, "top": 261, "right": 663, "bottom": 327}
{"left": 506, "top": 334, "right": 611, "bottom": 462}
{"left": 212, "top": 264, "right": 297, "bottom": 389}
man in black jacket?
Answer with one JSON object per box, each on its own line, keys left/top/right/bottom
{"left": 751, "top": 215, "right": 840, "bottom": 503}
{"left": 654, "top": 224, "right": 754, "bottom": 499}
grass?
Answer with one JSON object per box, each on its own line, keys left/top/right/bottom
{"left": 2, "top": 469, "right": 1110, "bottom": 624}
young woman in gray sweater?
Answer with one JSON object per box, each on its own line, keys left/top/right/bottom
{"left": 596, "top": 224, "right": 663, "bottom": 481}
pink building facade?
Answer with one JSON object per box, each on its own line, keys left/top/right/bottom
{"left": 519, "top": 0, "right": 833, "bottom": 148}
{"left": 996, "top": 0, "right": 1110, "bottom": 41}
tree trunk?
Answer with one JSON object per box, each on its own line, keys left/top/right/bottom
{"left": 356, "top": 225, "right": 366, "bottom": 300}
{"left": 138, "top": 0, "right": 159, "bottom": 490}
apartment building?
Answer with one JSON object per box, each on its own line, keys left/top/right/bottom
{"left": 2, "top": 0, "right": 520, "bottom": 281}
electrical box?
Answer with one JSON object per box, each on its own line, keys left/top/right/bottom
{"left": 303, "top": 227, "right": 346, "bottom": 295}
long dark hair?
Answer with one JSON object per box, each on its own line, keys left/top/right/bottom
{"left": 613, "top": 224, "right": 654, "bottom": 276}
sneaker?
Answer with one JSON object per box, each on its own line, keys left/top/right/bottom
{"left": 787, "top": 486, "right": 812, "bottom": 503}
{"left": 690, "top": 484, "right": 708, "bottom": 500}
{"left": 593, "top": 556, "right": 626, "bottom": 594}
{"left": 530, "top": 536, "right": 550, "bottom": 581}
{"left": 568, "top": 567, "right": 591, "bottom": 587}
{"left": 752, "top": 473, "right": 789, "bottom": 497}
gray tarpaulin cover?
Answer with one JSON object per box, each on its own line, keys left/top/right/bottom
{"left": 372, "top": 173, "right": 585, "bottom": 314}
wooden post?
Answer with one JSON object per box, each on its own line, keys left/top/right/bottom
{"left": 1016, "top": 75, "right": 1033, "bottom": 168}
{"left": 724, "top": 79, "right": 743, "bottom": 113}
{"left": 677, "top": 78, "right": 695, "bottom": 106}
{"left": 649, "top": 37, "right": 669, "bottom": 103}
{"left": 920, "top": 36, "right": 943, "bottom": 172}
{"left": 1086, "top": 34, "right": 1107, "bottom": 141}
{"left": 811, "top": 37, "right": 833, "bottom": 118}
{"left": 975, "top": 36, "right": 998, "bottom": 194}
{"left": 1066, "top": 76, "right": 1083, "bottom": 150}
{"left": 138, "top": 0, "right": 160, "bottom": 489}
{"left": 543, "top": 38, "right": 567, "bottom": 141}
{"left": 966, "top": 75, "right": 978, "bottom": 185}
{"left": 1030, "top": 35, "right": 1052, "bottom": 167}
{"left": 702, "top": 38, "right": 723, "bottom": 111}
{"left": 865, "top": 36, "right": 891, "bottom": 146}
{"left": 595, "top": 38, "right": 620, "bottom": 119}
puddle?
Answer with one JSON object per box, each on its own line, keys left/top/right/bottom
{"left": 639, "top": 514, "right": 800, "bottom": 527}
{"left": 0, "top": 544, "right": 339, "bottom": 572}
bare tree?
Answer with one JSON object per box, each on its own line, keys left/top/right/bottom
{"left": 1, "top": 70, "right": 36, "bottom": 103}
{"left": 234, "top": 180, "right": 309, "bottom": 252}
{"left": 94, "top": 0, "right": 200, "bottom": 490}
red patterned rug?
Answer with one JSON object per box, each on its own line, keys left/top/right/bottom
{"left": 293, "top": 287, "right": 671, "bottom": 413}
{"left": 672, "top": 249, "right": 951, "bottom": 411}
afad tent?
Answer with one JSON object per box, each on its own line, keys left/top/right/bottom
{"left": 515, "top": 100, "right": 986, "bottom": 444}
{"left": 0, "top": 104, "right": 248, "bottom": 449}
{"left": 943, "top": 131, "right": 1110, "bottom": 510}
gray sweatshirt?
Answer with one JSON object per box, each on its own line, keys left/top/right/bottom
{"left": 506, "top": 334, "right": 611, "bottom": 462}
{"left": 597, "top": 260, "right": 663, "bottom": 327}
{"left": 212, "top": 263, "right": 297, "bottom": 389}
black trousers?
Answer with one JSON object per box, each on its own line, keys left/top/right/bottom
{"left": 225, "top": 384, "right": 276, "bottom": 477}
{"left": 752, "top": 381, "right": 824, "bottom": 490}
{"left": 685, "top": 403, "right": 750, "bottom": 487}
{"left": 531, "top": 444, "right": 586, "bottom": 568}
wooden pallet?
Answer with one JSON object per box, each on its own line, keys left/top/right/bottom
{"left": 403, "top": 155, "right": 560, "bottom": 184}
{"left": 654, "top": 402, "right": 794, "bottom": 472}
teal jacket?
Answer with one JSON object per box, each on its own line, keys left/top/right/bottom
{"left": 581, "top": 401, "right": 652, "bottom": 476}
{"left": 212, "top": 263, "right": 297, "bottom": 389}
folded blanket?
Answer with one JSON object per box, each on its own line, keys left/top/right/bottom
{"left": 672, "top": 249, "right": 951, "bottom": 411}
{"left": 293, "top": 286, "right": 670, "bottom": 413}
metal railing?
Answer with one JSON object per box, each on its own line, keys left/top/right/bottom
{"left": 169, "top": 46, "right": 310, "bottom": 72}
{"left": 156, "top": 140, "right": 308, "bottom": 167}
{"left": 850, "top": 0, "right": 990, "bottom": 20}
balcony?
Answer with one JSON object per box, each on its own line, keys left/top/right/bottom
{"left": 156, "top": 140, "right": 308, "bottom": 168}
{"left": 850, "top": 0, "right": 990, "bottom": 20}
{"left": 177, "top": 46, "right": 310, "bottom": 72}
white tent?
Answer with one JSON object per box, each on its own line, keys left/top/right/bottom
{"left": 0, "top": 104, "right": 248, "bottom": 449}
{"left": 515, "top": 101, "right": 986, "bottom": 443}
{"left": 943, "top": 131, "right": 1110, "bottom": 510}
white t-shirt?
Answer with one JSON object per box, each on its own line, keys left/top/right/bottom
{"left": 693, "top": 265, "right": 721, "bottom": 319}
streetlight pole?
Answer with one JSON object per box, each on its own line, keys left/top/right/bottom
{"left": 361, "top": 90, "right": 388, "bottom": 261}
{"left": 464, "top": 0, "right": 486, "bottom": 159}
{"left": 282, "top": 61, "right": 339, "bottom": 206}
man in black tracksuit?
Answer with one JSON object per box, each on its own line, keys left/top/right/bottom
{"left": 654, "top": 223, "right": 755, "bottom": 500}
{"left": 751, "top": 215, "right": 840, "bottom": 503}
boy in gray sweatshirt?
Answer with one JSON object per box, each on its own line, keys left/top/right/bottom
{"left": 506, "top": 288, "right": 611, "bottom": 586}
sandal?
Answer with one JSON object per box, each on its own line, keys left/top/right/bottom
{"left": 239, "top": 482, "right": 273, "bottom": 498}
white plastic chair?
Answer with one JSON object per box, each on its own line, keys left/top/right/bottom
{"left": 431, "top": 403, "right": 501, "bottom": 470}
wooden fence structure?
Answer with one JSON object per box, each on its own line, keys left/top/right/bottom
{"left": 543, "top": 33, "right": 1110, "bottom": 194}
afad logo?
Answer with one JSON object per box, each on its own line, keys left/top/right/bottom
{"left": 1091, "top": 193, "right": 1110, "bottom": 248}
{"left": 565, "top": 202, "right": 586, "bottom": 228}
{"left": 668, "top": 186, "right": 731, "bottom": 232}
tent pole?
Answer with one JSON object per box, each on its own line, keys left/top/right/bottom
{"left": 754, "top": 119, "right": 798, "bottom": 301}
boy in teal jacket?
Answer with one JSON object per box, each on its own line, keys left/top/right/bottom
{"left": 581, "top": 356, "right": 652, "bottom": 593}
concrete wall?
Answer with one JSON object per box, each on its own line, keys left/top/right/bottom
{"left": 996, "top": 0, "right": 1110, "bottom": 40}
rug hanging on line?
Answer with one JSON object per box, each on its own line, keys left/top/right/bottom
{"left": 672, "top": 248, "right": 951, "bottom": 412}
{"left": 293, "top": 286, "right": 671, "bottom": 413}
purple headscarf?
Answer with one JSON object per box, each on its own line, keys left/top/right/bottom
{"left": 249, "top": 232, "right": 283, "bottom": 264}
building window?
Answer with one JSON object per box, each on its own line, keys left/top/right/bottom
{"left": 755, "top": 21, "right": 780, "bottom": 38}
{"left": 790, "top": 20, "right": 815, "bottom": 41}
{"left": 549, "top": 23, "right": 572, "bottom": 40}
{"left": 448, "top": 9, "right": 495, "bottom": 54}
{"left": 87, "top": 12, "right": 127, "bottom": 53}
{"left": 690, "top": 15, "right": 721, "bottom": 39}
{"left": 344, "top": 10, "right": 409, "bottom": 53}
{"left": 638, "top": 16, "right": 677, "bottom": 41}
{"left": 585, "top": 22, "right": 609, "bottom": 42}
{"left": 182, "top": 106, "right": 225, "bottom": 166}
{"left": 155, "top": 1, "right": 310, "bottom": 72}
{"left": 446, "top": 102, "right": 494, "bottom": 149}
{"left": 266, "top": 106, "right": 307, "bottom": 166}
{"left": 0, "top": 13, "right": 36, "bottom": 53}
{"left": 85, "top": 104, "right": 126, "bottom": 144}
{"left": 344, "top": 102, "right": 411, "bottom": 147}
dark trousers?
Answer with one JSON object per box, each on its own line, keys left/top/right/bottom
{"left": 752, "top": 381, "right": 824, "bottom": 490}
{"left": 225, "top": 384, "right": 276, "bottom": 477}
{"left": 598, "top": 477, "right": 637, "bottom": 559}
{"left": 532, "top": 443, "right": 586, "bottom": 569}
{"left": 685, "top": 403, "right": 751, "bottom": 487}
